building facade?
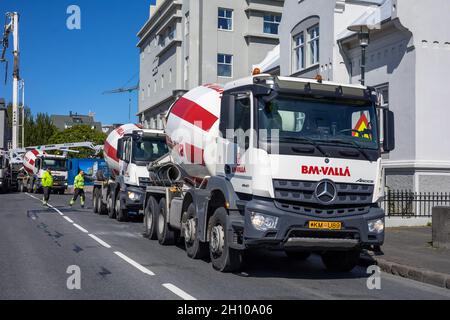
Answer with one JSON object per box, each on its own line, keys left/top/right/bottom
{"left": 268, "top": 0, "right": 450, "bottom": 193}
{"left": 137, "top": 0, "right": 284, "bottom": 129}
{"left": 0, "top": 99, "right": 10, "bottom": 150}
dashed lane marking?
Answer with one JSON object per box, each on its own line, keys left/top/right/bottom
{"left": 73, "top": 224, "right": 89, "bottom": 233}
{"left": 114, "top": 251, "right": 155, "bottom": 276}
{"left": 88, "top": 234, "right": 112, "bottom": 249}
{"left": 162, "top": 283, "right": 197, "bottom": 300}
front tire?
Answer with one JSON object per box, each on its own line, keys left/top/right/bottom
{"left": 144, "top": 196, "right": 158, "bottom": 240}
{"left": 93, "top": 189, "right": 99, "bottom": 214}
{"left": 321, "top": 250, "right": 361, "bottom": 272}
{"left": 115, "top": 194, "right": 129, "bottom": 222}
{"left": 157, "top": 198, "right": 176, "bottom": 246}
{"left": 183, "top": 204, "right": 208, "bottom": 259}
{"left": 208, "top": 207, "right": 242, "bottom": 273}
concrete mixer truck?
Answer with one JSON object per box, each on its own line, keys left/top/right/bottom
{"left": 143, "top": 75, "right": 395, "bottom": 273}
{"left": 92, "top": 124, "right": 168, "bottom": 222}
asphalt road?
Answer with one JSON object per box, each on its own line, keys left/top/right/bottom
{"left": 1, "top": 192, "right": 449, "bottom": 300}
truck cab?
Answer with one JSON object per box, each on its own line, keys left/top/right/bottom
{"left": 96, "top": 129, "right": 168, "bottom": 222}
{"left": 32, "top": 155, "right": 69, "bottom": 194}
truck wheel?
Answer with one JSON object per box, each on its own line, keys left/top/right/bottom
{"left": 93, "top": 189, "right": 99, "bottom": 214}
{"left": 107, "top": 193, "right": 116, "bottom": 219}
{"left": 321, "top": 250, "right": 361, "bottom": 272}
{"left": 208, "top": 207, "right": 242, "bottom": 273}
{"left": 157, "top": 198, "right": 175, "bottom": 246}
{"left": 115, "top": 195, "right": 129, "bottom": 222}
{"left": 285, "top": 250, "right": 311, "bottom": 260}
{"left": 183, "top": 204, "right": 208, "bottom": 259}
{"left": 144, "top": 196, "right": 158, "bottom": 240}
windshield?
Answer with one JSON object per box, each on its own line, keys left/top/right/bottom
{"left": 258, "top": 95, "right": 379, "bottom": 150}
{"left": 132, "top": 137, "right": 169, "bottom": 163}
{"left": 43, "top": 159, "right": 67, "bottom": 171}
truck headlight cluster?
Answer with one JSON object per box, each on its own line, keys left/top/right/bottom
{"left": 127, "top": 191, "right": 142, "bottom": 201}
{"left": 251, "top": 212, "right": 279, "bottom": 232}
{"left": 368, "top": 219, "right": 385, "bottom": 234}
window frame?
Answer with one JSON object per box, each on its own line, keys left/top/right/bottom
{"left": 217, "top": 53, "right": 233, "bottom": 78}
{"left": 293, "top": 32, "right": 305, "bottom": 72}
{"left": 218, "top": 8, "right": 233, "bottom": 31}
{"left": 308, "top": 24, "right": 320, "bottom": 65}
{"left": 263, "top": 14, "right": 281, "bottom": 35}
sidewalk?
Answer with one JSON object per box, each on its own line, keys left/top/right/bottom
{"left": 361, "top": 227, "right": 450, "bottom": 289}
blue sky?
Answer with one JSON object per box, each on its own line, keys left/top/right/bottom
{"left": 0, "top": 0, "right": 155, "bottom": 125}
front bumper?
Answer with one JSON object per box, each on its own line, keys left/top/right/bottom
{"left": 122, "top": 187, "right": 145, "bottom": 212}
{"left": 229, "top": 198, "right": 385, "bottom": 251}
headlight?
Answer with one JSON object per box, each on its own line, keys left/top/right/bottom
{"left": 368, "top": 219, "right": 385, "bottom": 234}
{"left": 251, "top": 212, "right": 279, "bottom": 232}
{"left": 128, "top": 191, "right": 142, "bottom": 201}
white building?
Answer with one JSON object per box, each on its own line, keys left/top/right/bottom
{"left": 256, "top": 0, "right": 450, "bottom": 193}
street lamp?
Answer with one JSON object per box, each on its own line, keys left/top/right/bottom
{"left": 348, "top": 24, "right": 370, "bottom": 86}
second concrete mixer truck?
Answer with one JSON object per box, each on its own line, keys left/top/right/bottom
{"left": 143, "top": 75, "right": 395, "bottom": 273}
{"left": 92, "top": 124, "right": 168, "bottom": 221}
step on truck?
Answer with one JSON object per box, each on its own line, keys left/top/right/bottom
{"left": 144, "top": 75, "right": 395, "bottom": 273}
{"left": 92, "top": 124, "right": 169, "bottom": 222}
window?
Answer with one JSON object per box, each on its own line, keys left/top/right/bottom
{"left": 293, "top": 33, "right": 305, "bottom": 71}
{"left": 158, "top": 34, "right": 165, "bottom": 47}
{"left": 185, "top": 12, "right": 190, "bottom": 36}
{"left": 154, "top": 80, "right": 157, "bottom": 93}
{"left": 168, "top": 26, "right": 175, "bottom": 40}
{"left": 263, "top": 14, "right": 281, "bottom": 35}
{"left": 308, "top": 25, "right": 319, "bottom": 65}
{"left": 234, "top": 96, "right": 251, "bottom": 151}
{"left": 218, "top": 8, "right": 233, "bottom": 30}
{"left": 217, "top": 54, "right": 233, "bottom": 77}
{"left": 184, "top": 56, "right": 189, "bottom": 82}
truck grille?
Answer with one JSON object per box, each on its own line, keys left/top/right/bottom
{"left": 273, "top": 179, "right": 374, "bottom": 206}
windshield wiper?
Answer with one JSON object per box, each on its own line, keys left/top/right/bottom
{"left": 279, "top": 136, "right": 329, "bottom": 157}
{"left": 324, "top": 139, "right": 371, "bottom": 161}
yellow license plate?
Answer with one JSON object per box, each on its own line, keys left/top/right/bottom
{"left": 309, "top": 221, "right": 342, "bottom": 230}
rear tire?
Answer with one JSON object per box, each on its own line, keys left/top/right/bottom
{"left": 321, "top": 250, "right": 360, "bottom": 272}
{"left": 208, "top": 207, "right": 242, "bottom": 273}
{"left": 285, "top": 250, "right": 311, "bottom": 260}
{"left": 157, "top": 198, "right": 175, "bottom": 246}
{"left": 183, "top": 204, "right": 208, "bottom": 259}
{"left": 144, "top": 196, "right": 158, "bottom": 240}
{"left": 107, "top": 193, "right": 116, "bottom": 219}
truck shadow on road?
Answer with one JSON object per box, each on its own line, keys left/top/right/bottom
{"left": 238, "top": 250, "right": 370, "bottom": 280}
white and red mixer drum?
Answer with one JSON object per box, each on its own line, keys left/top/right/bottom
{"left": 103, "top": 123, "right": 142, "bottom": 177}
{"left": 23, "top": 149, "right": 45, "bottom": 175}
{"left": 165, "top": 84, "right": 224, "bottom": 179}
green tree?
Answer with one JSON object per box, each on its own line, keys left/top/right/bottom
{"left": 48, "top": 125, "right": 106, "bottom": 158}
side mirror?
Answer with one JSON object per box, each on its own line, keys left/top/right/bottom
{"left": 117, "top": 139, "right": 124, "bottom": 160}
{"left": 383, "top": 110, "right": 395, "bottom": 152}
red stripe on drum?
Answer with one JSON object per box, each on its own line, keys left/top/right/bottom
{"left": 185, "top": 143, "right": 205, "bottom": 166}
{"left": 170, "top": 97, "right": 218, "bottom": 132}
{"left": 104, "top": 140, "right": 119, "bottom": 162}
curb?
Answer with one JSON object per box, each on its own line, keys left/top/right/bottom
{"left": 359, "top": 254, "right": 450, "bottom": 290}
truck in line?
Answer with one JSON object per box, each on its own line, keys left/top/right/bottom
{"left": 92, "top": 124, "right": 169, "bottom": 222}
{"left": 141, "top": 75, "right": 395, "bottom": 273}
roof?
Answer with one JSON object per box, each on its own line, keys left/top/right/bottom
{"left": 51, "top": 114, "right": 102, "bottom": 131}
{"left": 337, "top": 0, "right": 394, "bottom": 41}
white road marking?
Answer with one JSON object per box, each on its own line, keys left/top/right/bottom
{"left": 63, "top": 216, "right": 74, "bottom": 223}
{"left": 89, "top": 234, "right": 112, "bottom": 249}
{"left": 73, "top": 224, "right": 89, "bottom": 233}
{"left": 114, "top": 251, "right": 155, "bottom": 276}
{"left": 47, "top": 204, "right": 65, "bottom": 216}
{"left": 162, "top": 283, "right": 197, "bottom": 301}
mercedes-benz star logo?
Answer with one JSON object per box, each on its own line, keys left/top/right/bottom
{"left": 315, "top": 180, "right": 337, "bottom": 204}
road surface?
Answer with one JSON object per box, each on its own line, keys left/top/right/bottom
{"left": 0, "top": 192, "right": 449, "bottom": 300}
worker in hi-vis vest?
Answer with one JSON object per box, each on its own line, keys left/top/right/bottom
{"left": 70, "top": 171, "right": 85, "bottom": 208}
{"left": 41, "top": 168, "right": 54, "bottom": 207}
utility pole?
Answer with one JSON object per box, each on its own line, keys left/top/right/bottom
{"left": 20, "top": 79, "right": 25, "bottom": 148}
